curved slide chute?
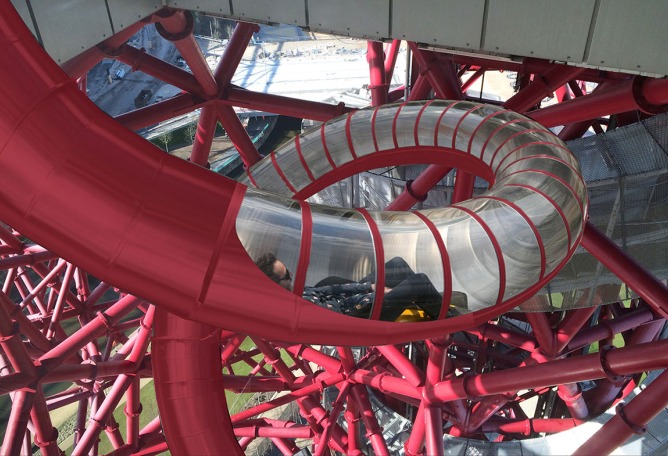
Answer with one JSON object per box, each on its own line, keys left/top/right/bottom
{"left": 0, "top": 6, "right": 586, "bottom": 345}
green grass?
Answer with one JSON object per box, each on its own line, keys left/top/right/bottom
{"left": 54, "top": 336, "right": 295, "bottom": 454}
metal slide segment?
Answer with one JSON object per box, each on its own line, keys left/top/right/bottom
{"left": 2, "top": 2, "right": 668, "bottom": 455}
{"left": 241, "top": 101, "right": 587, "bottom": 315}
{"left": 0, "top": 5, "right": 586, "bottom": 347}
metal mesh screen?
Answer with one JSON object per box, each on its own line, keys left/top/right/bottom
{"left": 312, "top": 112, "right": 668, "bottom": 311}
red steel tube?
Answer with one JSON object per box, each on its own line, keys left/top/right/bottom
{"left": 385, "top": 166, "right": 453, "bottom": 211}
{"left": 408, "top": 43, "right": 463, "bottom": 100}
{"left": 530, "top": 77, "right": 668, "bottom": 127}
{"left": 503, "top": 65, "right": 585, "bottom": 113}
{"left": 0, "top": 250, "right": 58, "bottom": 270}
{"left": 526, "top": 312, "right": 556, "bottom": 356}
{"left": 115, "top": 45, "right": 204, "bottom": 97}
{"left": 554, "top": 306, "right": 599, "bottom": 354}
{"left": 451, "top": 170, "right": 476, "bottom": 204}
{"left": 433, "top": 339, "right": 668, "bottom": 403}
{"left": 225, "top": 86, "right": 350, "bottom": 121}
{"left": 29, "top": 388, "right": 60, "bottom": 456}
{"left": 375, "top": 345, "right": 424, "bottom": 387}
{"left": 566, "top": 307, "right": 655, "bottom": 352}
{"left": 581, "top": 221, "right": 668, "bottom": 319}
{"left": 367, "top": 41, "right": 388, "bottom": 106}
{"left": 155, "top": 9, "right": 218, "bottom": 97}
{"left": 483, "top": 417, "right": 578, "bottom": 435}
{"left": 1, "top": 390, "right": 34, "bottom": 455}
{"left": 215, "top": 103, "right": 262, "bottom": 167}
{"left": 189, "top": 105, "right": 218, "bottom": 165}
{"left": 214, "top": 22, "right": 260, "bottom": 89}
{"left": 0, "top": 224, "right": 22, "bottom": 251}
{"left": 574, "top": 369, "right": 668, "bottom": 455}
{"left": 384, "top": 39, "right": 401, "bottom": 82}
{"left": 115, "top": 92, "right": 206, "bottom": 130}
{"left": 424, "top": 406, "right": 444, "bottom": 456}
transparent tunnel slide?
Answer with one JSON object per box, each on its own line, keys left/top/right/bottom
{"left": 238, "top": 101, "right": 588, "bottom": 320}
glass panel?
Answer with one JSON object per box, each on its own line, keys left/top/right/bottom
{"left": 497, "top": 172, "right": 584, "bottom": 250}
{"left": 306, "top": 206, "right": 375, "bottom": 317}
{"left": 322, "top": 116, "right": 354, "bottom": 167}
{"left": 394, "top": 102, "right": 424, "bottom": 149}
{"left": 453, "top": 104, "right": 505, "bottom": 153}
{"left": 459, "top": 197, "right": 541, "bottom": 300}
{"left": 434, "top": 101, "right": 480, "bottom": 148}
{"left": 415, "top": 100, "right": 458, "bottom": 147}
{"left": 349, "top": 108, "right": 377, "bottom": 157}
{"left": 245, "top": 160, "right": 293, "bottom": 196}
{"left": 479, "top": 120, "right": 536, "bottom": 165}
{"left": 370, "top": 211, "right": 445, "bottom": 321}
{"left": 236, "top": 188, "right": 302, "bottom": 289}
{"left": 468, "top": 109, "right": 526, "bottom": 159}
{"left": 300, "top": 125, "right": 334, "bottom": 180}
{"left": 486, "top": 185, "right": 569, "bottom": 275}
{"left": 424, "top": 207, "right": 500, "bottom": 312}
{"left": 374, "top": 106, "right": 399, "bottom": 152}
{"left": 498, "top": 157, "right": 587, "bottom": 204}
{"left": 274, "top": 139, "right": 312, "bottom": 193}
{"left": 489, "top": 129, "right": 559, "bottom": 171}
{"left": 492, "top": 142, "right": 580, "bottom": 176}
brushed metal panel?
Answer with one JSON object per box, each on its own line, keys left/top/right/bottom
{"left": 392, "top": 0, "right": 484, "bottom": 50}
{"left": 29, "top": 0, "right": 113, "bottom": 63}
{"left": 308, "top": 0, "right": 389, "bottom": 39}
{"left": 106, "top": 0, "right": 162, "bottom": 30}
{"left": 231, "top": 0, "right": 306, "bottom": 26}
{"left": 168, "top": 0, "right": 232, "bottom": 16}
{"left": 9, "top": 1, "right": 37, "bottom": 38}
{"left": 588, "top": 0, "right": 668, "bottom": 76}
{"left": 484, "top": 0, "right": 595, "bottom": 63}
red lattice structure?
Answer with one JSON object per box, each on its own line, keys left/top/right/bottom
{"left": 1, "top": 3, "right": 668, "bottom": 455}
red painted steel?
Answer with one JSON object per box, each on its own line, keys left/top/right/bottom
{"left": 2, "top": 2, "right": 668, "bottom": 455}
{"left": 367, "top": 40, "right": 388, "bottom": 106}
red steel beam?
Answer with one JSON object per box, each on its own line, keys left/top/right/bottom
{"left": 503, "top": 64, "right": 585, "bottom": 113}
{"left": 408, "top": 43, "right": 463, "bottom": 100}
{"left": 189, "top": 104, "right": 218, "bottom": 166}
{"left": 225, "top": 86, "right": 350, "bottom": 121}
{"left": 215, "top": 103, "right": 262, "bottom": 167}
{"left": 367, "top": 41, "right": 388, "bottom": 106}
{"left": 114, "top": 44, "right": 204, "bottom": 97}
{"left": 432, "top": 339, "right": 668, "bottom": 403}
{"left": 214, "top": 22, "right": 260, "bottom": 90}
{"left": 574, "top": 369, "right": 668, "bottom": 455}
{"left": 529, "top": 77, "right": 668, "bottom": 127}
{"left": 155, "top": 9, "right": 218, "bottom": 97}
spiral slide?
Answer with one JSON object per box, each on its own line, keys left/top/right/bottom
{"left": 0, "top": 11, "right": 588, "bottom": 347}
{"left": 2, "top": 3, "right": 668, "bottom": 455}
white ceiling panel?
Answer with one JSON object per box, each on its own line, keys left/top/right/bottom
{"left": 106, "top": 0, "right": 162, "bottom": 31}
{"left": 587, "top": 0, "right": 668, "bottom": 77}
{"left": 392, "top": 0, "right": 484, "bottom": 50}
{"left": 29, "top": 0, "right": 113, "bottom": 63}
{"left": 484, "top": 0, "right": 595, "bottom": 64}
{"left": 168, "top": 0, "right": 232, "bottom": 17}
{"left": 230, "top": 0, "right": 306, "bottom": 26}
{"left": 308, "top": 0, "right": 389, "bottom": 39}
